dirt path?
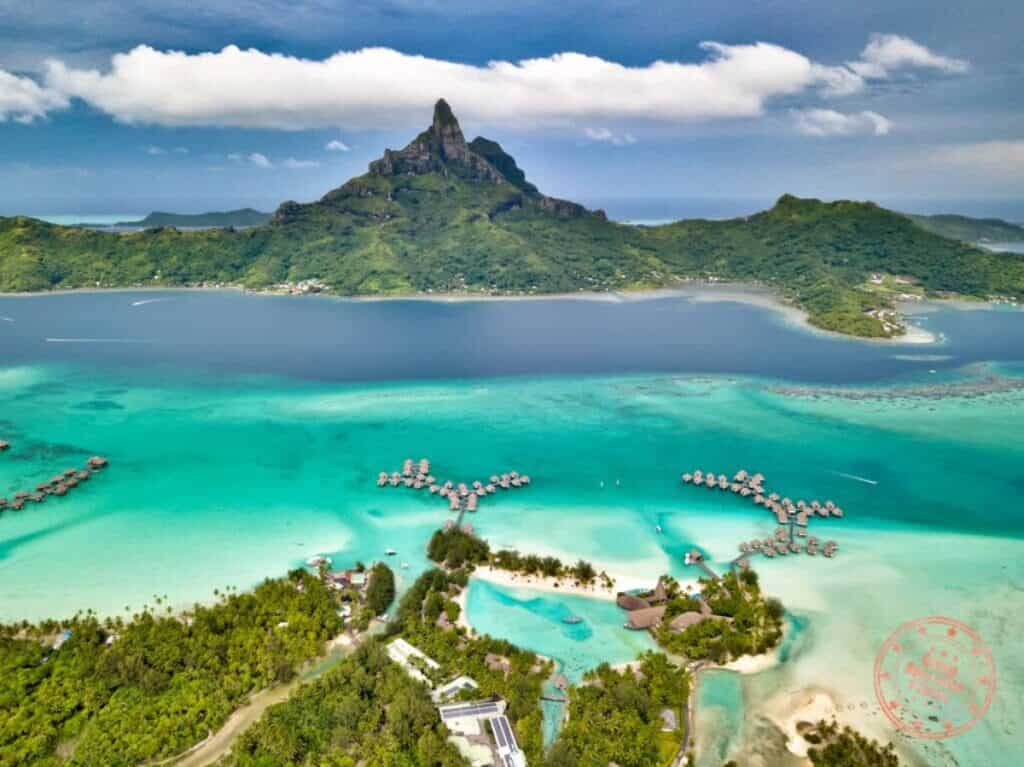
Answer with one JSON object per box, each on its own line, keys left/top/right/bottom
{"left": 156, "top": 632, "right": 362, "bottom": 767}
{"left": 173, "top": 680, "right": 300, "bottom": 767}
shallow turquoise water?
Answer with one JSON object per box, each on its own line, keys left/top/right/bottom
{"left": 695, "top": 670, "right": 745, "bottom": 767}
{"left": 465, "top": 580, "right": 656, "bottom": 684}
{"left": 2, "top": 306, "right": 1024, "bottom": 764}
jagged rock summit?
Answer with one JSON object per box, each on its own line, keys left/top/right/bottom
{"left": 365, "top": 99, "right": 595, "bottom": 218}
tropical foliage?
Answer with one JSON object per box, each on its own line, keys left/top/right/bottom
{"left": 656, "top": 570, "right": 784, "bottom": 663}
{"left": 551, "top": 653, "right": 690, "bottom": 767}
{"left": 0, "top": 571, "right": 342, "bottom": 766}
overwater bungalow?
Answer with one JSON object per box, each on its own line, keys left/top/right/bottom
{"left": 11, "top": 499, "right": 25, "bottom": 510}
{"left": 413, "top": 480, "right": 423, "bottom": 489}
{"left": 754, "top": 494, "right": 764, "bottom": 505}
{"left": 30, "top": 492, "right": 45, "bottom": 503}
{"left": 520, "top": 475, "right": 530, "bottom": 485}
{"left": 682, "top": 473, "right": 693, "bottom": 483}
{"left": 740, "top": 487, "right": 751, "bottom": 497}
{"left": 53, "top": 485, "right": 68, "bottom": 496}
{"left": 764, "top": 547, "right": 775, "bottom": 558}
{"left": 734, "top": 470, "right": 748, "bottom": 482}
{"left": 776, "top": 544, "right": 788, "bottom": 556}
{"left": 833, "top": 507, "right": 844, "bottom": 517}
{"left": 774, "top": 507, "right": 789, "bottom": 525}
{"left": 485, "top": 484, "right": 496, "bottom": 493}
{"left": 466, "top": 494, "right": 478, "bottom": 511}
{"left": 811, "top": 500, "right": 821, "bottom": 511}
{"left": 14, "top": 491, "right": 29, "bottom": 500}
{"left": 511, "top": 477, "right": 522, "bottom": 487}
{"left": 418, "top": 458, "right": 430, "bottom": 474}
{"left": 739, "top": 542, "right": 750, "bottom": 553}
{"left": 429, "top": 485, "right": 440, "bottom": 494}
{"left": 0, "top": 440, "right": 9, "bottom": 451}
{"left": 65, "top": 477, "right": 79, "bottom": 488}
{"left": 458, "top": 483, "right": 469, "bottom": 496}
{"left": 403, "top": 477, "right": 414, "bottom": 487}
{"left": 717, "top": 474, "right": 728, "bottom": 484}
{"left": 443, "top": 480, "right": 453, "bottom": 490}
{"left": 87, "top": 456, "right": 108, "bottom": 469}
{"left": 475, "top": 487, "right": 486, "bottom": 496}
{"left": 489, "top": 474, "right": 500, "bottom": 484}
{"left": 510, "top": 471, "right": 519, "bottom": 479}
{"left": 789, "top": 541, "right": 800, "bottom": 553}
{"left": 449, "top": 496, "right": 460, "bottom": 511}
{"left": 768, "top": 492, "right": 780, "bottom": 502}
{"left": 439, "top": 486, "right": 450, "bottom": 497}
{"left": 751, "top": 540, "right": 762, "bottom": 550}
{"left": 752, "top": 473, "right": 765, "bottom": 484}
{"left": 425, "top": 475, "right": 435, "bottom": 484}
{"left": 377, "top": 474, "right": 388, "bottom": 487}
{"left": 825, "top": 500, "right": 835, "bottom": 511}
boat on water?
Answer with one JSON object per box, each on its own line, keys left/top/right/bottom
{"left": 562, "top": 615, "right": 584, "bottom": 624}
{"left": 655, "top": 524, "right": 663, "bottom": 534}
{"left": 385, "top": 548, "right": 398, "bottom": 556}
{"left": 401, "top": 562, "right": 409, "bottom": 569}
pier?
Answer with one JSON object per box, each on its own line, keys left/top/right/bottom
{"left": 0, "top": 455, "right": 109, "bottom": 520}
{"left": 680, "top": 467, "right": 846, "bottom": 563}
{"left": 377, "top": 457, "right": 531, "bottom": 528}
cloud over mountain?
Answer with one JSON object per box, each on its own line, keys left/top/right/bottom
{"left": 20, "top": 35, "right": 963, "bottom": 131}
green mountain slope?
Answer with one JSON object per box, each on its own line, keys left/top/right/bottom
{"left": 2, "top": 99, "right": 1022, "bottom": 338}
{"left": 905, "top": 212, "right": 1024, "bottom": 243}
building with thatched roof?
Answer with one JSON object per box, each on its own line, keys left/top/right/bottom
{"left": 624, "top": 606, "right": 666, "bottom": 630}
{"left": 616, "top": 593, "right": 651, "bottom": 611}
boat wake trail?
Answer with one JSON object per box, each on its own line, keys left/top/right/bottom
{"left": 45, "top": 337, "right": 150, "bottom": 344}
{"left": 0, "top": 316, "right": 14, "bottom": 322}
{"left": 131, "top": 298, "right": 169, "bottom": 307}
{"left": 830, "top": 470, "right": 878, "bottom": 485}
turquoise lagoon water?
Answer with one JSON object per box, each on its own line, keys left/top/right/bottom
{"left": 465, "top": 580, "right": 656, "bottom": 683}
{"left": 2, "top": 292, "right": 1024, "bottom": 765}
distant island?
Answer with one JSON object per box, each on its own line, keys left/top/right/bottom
{"left": 1, "top": 99, "right": 1022, "bottom": 338}
{"left": 82, "top": 208, "right": 272, "bottom": 230}
{"left": 904, "top": 212, "right": 1024, "bottom": 244}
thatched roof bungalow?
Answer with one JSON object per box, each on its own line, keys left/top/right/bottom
{"left": 625, "top": 606, "right": 666, "bottom": 630}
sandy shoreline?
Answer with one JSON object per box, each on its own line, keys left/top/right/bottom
{"left": 469, "top": 564, "right": 674, "bottom": 601}
{"left": 0, "top": 282, "right": 950, "bottom": 345}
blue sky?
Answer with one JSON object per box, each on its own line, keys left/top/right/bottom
{"left": 1, "top": 1, "right": 1021, "bottom": 218}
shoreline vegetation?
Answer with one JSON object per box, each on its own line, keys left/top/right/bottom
{"left": 2, "top": 100, "right": 1020, "bottom": 340}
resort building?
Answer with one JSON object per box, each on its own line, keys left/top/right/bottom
{"left": 438, "top": 700, "right": 527, "bottom": 767}
{"left": 386, "top": 638, "right": 441, "bottom": 685}
{"left": 432, "top": 675, "right": 481, "bottom": 703}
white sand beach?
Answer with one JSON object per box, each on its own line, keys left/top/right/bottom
{"left": 470, "top": 564, "right": 667, "bottom": 601}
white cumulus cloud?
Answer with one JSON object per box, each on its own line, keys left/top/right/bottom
{"left": 792, "top": 109, "right": 892, "bottom": 137}
{"left": 1, "top": 35, "right": 970, "bottom": 130}
{"left": 0, "top": 69, "right": 67, "bottom": 123}
{"left": 283, "top": 157, "right": 319, "bottom": 168}
{"left": 38, "top": 42, "right": 828, "bottom": 130}
{"left": 325, "top": 139, "right": 351, "bottom": 151}
{"left": 851, "top": 34, "right": 969, "bottom": 79}
{"left": 145, "top": 145, "right": 166, "bottom": 155}
{"left": 584, "top": 127, "right": 637, "bottom": 146}
{"left": 247, "top": 152, "right": 272, "bottom": 168}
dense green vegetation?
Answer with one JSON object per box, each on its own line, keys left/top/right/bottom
{"left": 802, "top": 719, "right": 900, "bottom": 766}
{"left": 550, "top": 653, "right": 690, "bottom": 767}
{"left": 491, "top": 549, "right": 606, "bottom": 587}
{"left": 655, "top": 570, "right": 784, "bottom": 663}
{"left": 225, "top": 641, "right": 466, "bottom": 767}
{"left": 426, "top": 527, "right": 491, "bottom": 568}
{"left": 907, "top": 212, "right": 1024, "bottom": 243}
{"left": 2, "top": 101, "right": 1020, "bottom": 338}
{"left": 0, "top": 571, "right": 342, "bottom": 766}
{"left": 365, "top": 562, "right": 396, "bottom": 616}
{"left": 427, "top": 528, "right": 608, "bottom": 587}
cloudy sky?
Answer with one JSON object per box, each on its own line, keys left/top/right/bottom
{"left": 1, "top": 1, "right": 1021, "bottom": 218}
